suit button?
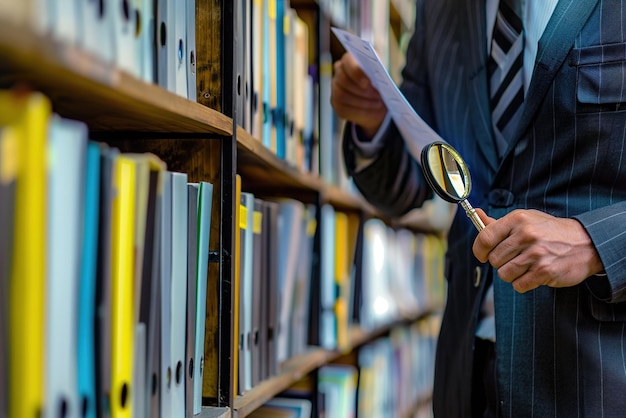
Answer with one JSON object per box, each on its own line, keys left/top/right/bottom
{"left": 488, "top": 188, "right": 515, "bottom": 207}
{"left": 474, "top": 266, "right": 482, "bottom": 287}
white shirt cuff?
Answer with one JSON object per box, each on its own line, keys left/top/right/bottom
{"left": 351, "top": 113, "right": 392, "bottom": 172}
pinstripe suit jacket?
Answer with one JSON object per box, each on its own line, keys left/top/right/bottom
{"left": 343, "top": 0, "right": 626, "bottom": 416}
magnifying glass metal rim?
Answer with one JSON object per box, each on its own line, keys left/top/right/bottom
{"left": 420, "top": 141, "right": 471, "bottom": 203}
{"left": 420, "top": 141, "right": 485, "bottom": 231}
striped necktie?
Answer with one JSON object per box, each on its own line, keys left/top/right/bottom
{"left": 488, "top": 0, "right": 524, "bottom": 157}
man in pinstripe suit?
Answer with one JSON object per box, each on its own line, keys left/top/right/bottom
{"left": 331, "top": 0, "right": 626, "bottom": 416}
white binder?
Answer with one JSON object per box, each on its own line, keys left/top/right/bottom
{"left": 174, "top": 0, "right": 187, "bottom": 96}
{"left": 170, "top": 172, "right": 188, "bottom": 417}
{"left": 186, "top": 0, "right": 197, "bottom": 100}
{"left": 159, "top": 171, "right": 173, "bottom": 418}
{"left": 46, "top": 115, "right": 88, "bottom": 418}
{"left": 193, "top": 181, "right": 213, "bottom": 413}
{"left": 111, "top": 0, "right": 138, "bottom": 76}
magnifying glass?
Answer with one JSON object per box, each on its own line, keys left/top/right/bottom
{"left": 420, "top": 141, "right": 485, "bottom": 232}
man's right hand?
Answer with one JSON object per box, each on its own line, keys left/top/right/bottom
{"left": 330, "top": 52, "right": 388, "bottom": 140}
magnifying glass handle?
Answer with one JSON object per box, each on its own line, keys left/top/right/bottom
{"left": 459, "top": 199, "right": 485, "bottom": 232}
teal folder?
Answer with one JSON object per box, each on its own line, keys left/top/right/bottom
{"left": 78, "top": 142, "right": 101, "bottom": 418}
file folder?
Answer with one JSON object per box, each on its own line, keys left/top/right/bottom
{"left": 193, "top": 181, "right": 213, "bottom": 413}
{"left": 170, "top": 172, "right": 189, "bottom": 417}
{"left": 320, "top": 204, "right": 337, "bottom": 349}
{"left": 126, "top": 152, "right": 150, "bottom": 418}
{"left": 157, "top": 0, "right": 175, "bottom": 91}
{"left": 160, "top": 171, "right": 173, "bottom": 418}
{"left": 96, "top": 145, "right": 120, "bottom": 418}
{"left": 3, "top": 91, "right": 51, "bottom": 418}
{"left": 138, "top": 0, "right": 156, "bottom": 83}
{"left": 251, "top": 0, "right": 264, "bottom": 140}
{"left": 0, "top": 125, "right": 17, "bottom": 418}
{"left": 147, "top": 167, "right": 165, "bottom": 418}
{"left": 237, "top": 192, "right": 249, "bottom": 395}
{"left": 112, "top": 0, "right": 138, "bottom": 76}
{"left": 251, "top": 199, "right": 264, "bottom": 386}
{"left": 174, "top": 0, "right": 187, "bottom": 97}
{"left": 132, "top": 155, "right": 165, "bottom": 418}
{"left": 53, "top": 0, "right": 82, "bottom": 46}
{"left": 276, "top": 200, "right": 305, "bottom": 361}
{"left": 81, "top": 0, "right": 114, "bottom": 63}
{"left": 259, "top": 200, "right": 270, "bottom": 382}
{"left": 133, "top": 324, "right": 147, "bottom": 418}
{"left": 241, "top": 192, "right": 255, "bottom": 392}
{"left": 186, "top": 0, "right": 197, "bottom": 100}
{"left": 185, "top": 184, "right": 198, "bottom": 418}
{"left": 111, "top": 156, "right": 137, "bottom": 418}
{"left": 46, "top": 115, "right": 88, "bottom": 418}
{"left": 262, "top": 200, "right": 280, "bottom": 377}
{"left": 77, "top": 142, "right": 101, "bottom": 418}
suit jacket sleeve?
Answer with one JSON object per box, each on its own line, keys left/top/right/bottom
{"left": 574, "top": 202, "right": 626, "bottom": 303}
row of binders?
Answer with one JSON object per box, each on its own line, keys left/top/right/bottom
{"left": 356, "top": 318, "right": 439, "bottom": 418}
{"left": 233, "top": 186, "right": 446, "bottom": 396}
{"left": 233, "top": 183, "right": 318, "bottom": 395}
{"left": 317, "top": 206, "right": 446, "bottom": 351}
{"left": 316, "top": 318, "right": 438, "bottom": 418}
{"left": 237, "top": 0, "right": 318, "bottom": 174}
{"left": 0, "top": 90, "right": 214, "bottom": 418}
{"left": 248, "top": 314, "right": 439, "bottom": 418}
{"left": 0, "top": 0, "right": 198, "bottom": 99}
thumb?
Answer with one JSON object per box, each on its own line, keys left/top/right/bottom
{"left": 475, "top": 208, "right": 496, "bottom": 226}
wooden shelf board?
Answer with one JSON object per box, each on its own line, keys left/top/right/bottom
{"left": 0, "top": 17, "right": 232, "bottom": 136}
{"left": 236, "top": 126, "right": 324, "bottom": 198}
{"left": 321, "top": 185, "right": 375, "bottom": 214}
{"left": 233, "top": 348, "right": 334, "bottom": 417}
{"left": 199, "top": 406, "right": 231, "bottom": 418}
{"left": 236, "top": 127, "right": 387, "bottom": 213}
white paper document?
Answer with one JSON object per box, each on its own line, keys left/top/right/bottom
{"left": 331, "top": 27, "right": 447, "bottom": 161}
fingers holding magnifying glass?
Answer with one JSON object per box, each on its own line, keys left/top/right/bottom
{"left": 472, "top": 209, "right": 602, "bottom": 293}
{"left": 473, "top": 208, "right": 537, "bottom": 292}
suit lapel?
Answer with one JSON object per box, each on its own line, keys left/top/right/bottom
{"left": 504, "top": 0, "right": 599, "bottom": 159}
{"left": 463, "top": 0, "right": 500, "bottom": 173}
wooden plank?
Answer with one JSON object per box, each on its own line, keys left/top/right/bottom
{"left": 196, "top": 0, "right": 224, "bottom": 112}
{"left": 236, "top": 127, "right": 323, "bottom": 200}
{"left": 199, "top": 406, "right": 231, "bottom": 418}
{"left": 0, "top": 17, "right": 232, "bottom": 135}
{"left": 233, "top": 349, "right": 335, "bottom": 417}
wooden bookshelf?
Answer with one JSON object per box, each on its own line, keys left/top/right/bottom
{"left": 0, "top": 1, "right": 442, "bottom": 416}
{"left": 233, "top": 306, "right": 440, "bottom": 418}
{"left": 236, "top": 126, "right": 323, "bottom": 202}
{"left": 236, "top": 126, "right": 390, "bottom": 218}
{"left": 0, "top": 17, "right": 232, "bottom": 135}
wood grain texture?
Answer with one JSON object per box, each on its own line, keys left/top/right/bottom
{"left": 196, "top": 0, "right": 224, "bottom": 112}
{"left": 0, "top": 17, "right": 232, "bottom": 135}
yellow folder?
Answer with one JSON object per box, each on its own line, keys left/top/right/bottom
{"left": 334, "top": 211, "right": 349, "bottom": 350}
{"left": 1, "top": 90, "right": 51, "bottom": 418}
{"left": 110, "top": 156, "right": 137, "bottom": 418}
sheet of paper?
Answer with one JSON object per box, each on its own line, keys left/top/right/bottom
{"left": 331, "top": 27, "right": 446, "bottom": 161}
